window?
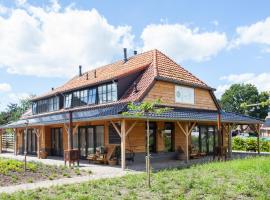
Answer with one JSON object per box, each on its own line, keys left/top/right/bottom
{"left": 32, "top": 96, "right": 60, "bottom": 115}
{"left": 88, "top": 88, "right": 96, "bottom": 104}
{"left": 64, "top": 94, "right": 72, "bottom": 108}
{"left": 80, "top": 90, "right": 88, "bottom": 105}
{"left": 98, "top": 82, "right": 117, "bottom": 104}
{"left": 48, "top": 98, "right": 54, "bottom": 112}
{"left": 175, "top": 85, "right": 195, "bottom": 104}
{"left": 53, "top": 96, "right": 59, "bottom": 110}
{"left": 73, "top": 91, "right": 80, "bottom": 107}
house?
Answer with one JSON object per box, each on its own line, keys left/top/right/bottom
{"left": 0, "top": 49, "right": 262, "bottom": 169}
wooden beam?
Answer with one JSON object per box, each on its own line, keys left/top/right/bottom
{"left": 72, "top": 123, "right": 80, "bottom": 135}
{"left": 121, "top": 119, "right": 126, "bottom": 170}
{"left": 63, "top": 123, "right": 69, "bottom": 135}
{"left": 126, "top": 121, "right": 137, "bottom": 137}
{"left": 33, "top": 128, "right": 41, "bottom": 159}
{"left": 176, "top": 121, "right": 187, "bottom": 136}
{"left": 111, "top": 121, "right": 121, "bottom": 137}
{"left": 188, "top": 122, "right": 196, "bottom": 136}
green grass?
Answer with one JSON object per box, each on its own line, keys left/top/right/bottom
{"left": 1, "top": 157, "right": 270, "bottom": 199}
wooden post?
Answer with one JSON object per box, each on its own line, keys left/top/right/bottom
{"left": 176, "top": 121, "right": 196, "bottom": 163}
{"left": 217, "top": 113, "right": 222, "bottom": 147}
{"left": 34, "top": 128, "right": 41, "bottom": 159}
{"left": 13, "top": 129, "right": 17, "bottom": 156}
{"left": 121, "top": 119, "right": 126, "bottom": 170}
{"left": 185, "top": 123, "right": 189, "bottom": 163}
{"left": 24, "top": 126, "right": 28, "bottom": 172}
{"left": 228, "top": 125, "right": 232, "bottom": 159}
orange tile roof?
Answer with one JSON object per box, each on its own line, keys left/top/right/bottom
{"left": 33, "top": 49, "right": 211, "bottom": 101}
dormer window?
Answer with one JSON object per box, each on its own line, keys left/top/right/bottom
{"left": 98, "top": 82, "right": 117, "bottom": 104}
{"left": 32, "top": 96, "right": 60, "bottom": 114}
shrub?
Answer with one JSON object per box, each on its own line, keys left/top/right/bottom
{"left": 232, "top": 137, "right": 270, "bottom": 152}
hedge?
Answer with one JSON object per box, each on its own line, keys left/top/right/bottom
{"left": 232, "top": 137, "right": 270, "bottom": 152}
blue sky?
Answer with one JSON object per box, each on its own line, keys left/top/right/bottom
{"left": 0, "top": 0, "right": 270, "bottom": 111}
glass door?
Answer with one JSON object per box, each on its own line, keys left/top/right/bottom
{"left": 78, "top": 126, "right": 104, "bottom": 158}
{"left": 51, "top": 128, "right": 63, "bottom": 156}
{"left": 27, "top": 129, "right": 37, "bottom": 155}
{"left": 199, "top": 126, "right": 217, "bottom": 154}
{"left": 79, "top": 128, "right": 87, "bottom": 157}
{"left": 87, "top": 127, "right": 94, "bottom": 155}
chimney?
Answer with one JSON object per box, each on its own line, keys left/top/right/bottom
{"left": 123, "top": 48, "right": 128, "bottom": 62}
{"left": 94, "top": 70, "right": 97, "bottom": 78}
{"left": 134, "top": 50, "right": 137, "bottom": 55}
{"left": 86, "top": 73, "right": 89, "bottom": 80}
{"left": 79, "top": 65, "right": 82, "bottom": 76}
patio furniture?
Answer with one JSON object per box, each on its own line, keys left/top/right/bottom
{"left": 189, "top": 145, "right": 201, "bottom": 159}
{"left": 87, "top": 146, "right": 108, "bottom": 164}
{"left": 64, "top": 149, "right": 80, "bottom": 167}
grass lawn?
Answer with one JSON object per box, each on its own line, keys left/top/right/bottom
{"left": 1, "top": 156, "right": 270, "bottom": 200}
{"left": 0, "top": 158, "right": 90, "bottom": 186}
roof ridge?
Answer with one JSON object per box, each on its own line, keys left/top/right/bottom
{"left": 153, "top": 49, "right": 159, "bottom": 77}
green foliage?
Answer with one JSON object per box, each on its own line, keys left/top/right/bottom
{"left": 220, "top": 84, "right": 269, "bottom": 119}
{"left": 0, "top": 158, "right": 37, "bottom": 175}
{"left": 1, "top": 157, "right": 270, "bottom": 199}
{"left": 232, "top": 136, "right": 270, "bottom": 152}
{"left": 0, "top": 95, "right": 34, "bottom": 125}
{"left": 123, "top": 99, "right": 171, "bottom": 117}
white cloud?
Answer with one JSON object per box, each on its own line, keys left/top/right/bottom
{"left": 211, "top": 20, "right": 219, "bottom": 26}
{"left": 215, "top": 73, "right": 270, "bottom": 98}
{"left": 141, "top": 24, "right": 227, "bottom": 62}
{"left": 0, "top": 4, "right": 8, "bottom": 14}
{"left": 0, "top": 2, "right": 134, "bottom": 78}
{"left": 230, "top": 17, "right": 270, "bottom": 48}
{"left": 0, "top": 83, "right": 12, "bottom": 92}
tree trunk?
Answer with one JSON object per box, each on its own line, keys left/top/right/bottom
{"left": 146, "top": 118, "right": 151, "bottom": 188}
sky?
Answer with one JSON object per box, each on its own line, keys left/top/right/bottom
{"left": 0, "top": 0, "right": 270, "bottom": 111}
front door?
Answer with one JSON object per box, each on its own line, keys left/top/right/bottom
{"left": 51, "top": 128, "right": 63, "bottom": 156}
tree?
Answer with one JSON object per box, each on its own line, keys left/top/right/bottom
{"left": 0, "top": 96, "right": 33, "bottom": 125}
{"left": 123, "top": 99, "right": 170, "bottom": 188}
{"left": 220, "top": 84, "right": 269, "bottom": 119}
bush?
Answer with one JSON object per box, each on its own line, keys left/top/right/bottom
{"left": 232, "top": 137, "right": 270, "bottom": 152}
